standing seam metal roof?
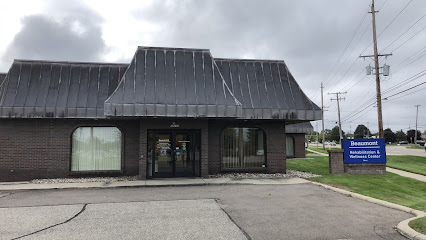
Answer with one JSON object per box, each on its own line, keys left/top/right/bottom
{"left": 0, "top": 60, "right": 127, "bottom": 118}
{"left": 0, "top": 46, "right": 321, "bottom": 120}
{"left": 104, "top": 47, "right": 242, "bottom": 117}
{"left": 215, "top": 58, "right": 321, "bottom": 120}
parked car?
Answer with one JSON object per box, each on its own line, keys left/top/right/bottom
{"left": 416, "top": 140, "right": 425, "bottom": 146}
{"left": 398, "top": 141, "right": 408, "bottom": 145}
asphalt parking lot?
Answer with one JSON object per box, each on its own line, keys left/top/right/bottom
{"left": 0, "top": 183, "right": 411, "bottom": 240}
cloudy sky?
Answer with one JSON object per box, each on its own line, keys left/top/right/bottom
{"left": 0, "top": 0, "right": 425, "bottom": 134}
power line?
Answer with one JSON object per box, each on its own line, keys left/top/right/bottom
{"left": 341, "top": 69, "right": 426, "bottom": 122}
{"left": 360, "top": 0, "right": 414, "bottom": 55}
{"left": 384, "top": 81, "right": 426, "bottom": 99}
{"left": 380, "top": 11, "right": 426, "bottom": 53}
{"left": 389, "top": 25, "right": 426, "bottom": 53}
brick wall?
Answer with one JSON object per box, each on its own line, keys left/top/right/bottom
{"left": 0, "top": 118, "right": 288, "bottom": 181}
{"left": 286, "top": 133, "right": 306, "bottom": 158}
{"left": 344, "top": 164, "right": 386, "bottom": 174}
{"left": 328, "top": 150, "right": 344, "bottom": 174}
{"left": 0, "top": 119, "right": 139, "bottom": 181}
{"left": 208, "top": 119, "right": 286, "bottom": 175}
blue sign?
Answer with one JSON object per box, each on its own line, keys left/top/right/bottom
{"left": 343, "top": 139, "right": 386, "bottom": 164}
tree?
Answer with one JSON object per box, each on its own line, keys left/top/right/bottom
{"left": 354, "top": 125, "right": 370, "bottom": 139}
{"left": 324, "top": 129, "right": 332, "bottom": 142}
{"left": 329, "top": 126, "right": 345, "bottom": 143}
{"left": 395, "top": 130, "right": 406, "bottom": 142}
{"left": 406, "top": 129, "right": 422, "bottom": 143}
{"left": 384, "top": 128, "right": 396, "bottom": 143}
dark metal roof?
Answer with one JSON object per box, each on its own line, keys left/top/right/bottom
{"left": 0, "top": 46, "right": 321, "bottom": 120}
{"left": 0, "top": 73, "right": 6, "bottom": 86}
{"left": 285, "top": 122, "right": 314, "bottom": 134}
{"left": 104, "top": 47, "right": 242, "bottom": 117}
{"left": 0, "top": 60, "right": 127, "bottom": 118}
{"left": 215, "top": 58, "right": 321, "bottom": 120}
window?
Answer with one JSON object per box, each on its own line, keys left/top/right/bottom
{"left": 72, "top": 127, "right": 122, "bottom": 171}
{"left": 286, "top": 136, "right": 295, "bottom": 157}
{"left": 222, "top": 127, "right": 265, "bottom": 169}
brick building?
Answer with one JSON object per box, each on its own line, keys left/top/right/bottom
{"left": 0, "top": 46, "right": 320, "bottom": 181}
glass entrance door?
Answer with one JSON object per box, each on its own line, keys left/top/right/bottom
{"left": 153, "top": 133, "right": 173, "bottom": 178}
{"left": 175, "top": 133, "right": 193, "bottom": 177}
{"left": 148, "top": 130, "right": 200, "bottom": 178}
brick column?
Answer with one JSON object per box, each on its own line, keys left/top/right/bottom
{"left": 138, "top": 121, "right": 147, "bottom": 179}
{"left": 328, "top": 150, "right": 344, "bottom": 174}
{"left": 200, "top": 122, "right": 209, "bottom": 178}
{"left": 266, "top": 122, "right": 286, "bottom": 173}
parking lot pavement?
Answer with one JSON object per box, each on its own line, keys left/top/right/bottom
{"left": 1, "top": 199, "right": 247, "bottom": 240}
{"left": 0, "top": 184, "right": 411, "bottom": 240}
{"left": 386, "top": 145, "right": 426, "bottom": 157}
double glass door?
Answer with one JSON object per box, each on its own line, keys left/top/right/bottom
{"left": 147, "top": 130, "right": 200, "bottom": 178}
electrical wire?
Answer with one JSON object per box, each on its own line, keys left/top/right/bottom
{"left": 360, "top": 0, "right": 414, "bottom": 55}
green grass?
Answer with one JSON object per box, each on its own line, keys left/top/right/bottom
{"left": 287, "top": 156, "right": 426, "bottom": 215}
{"left": 407, "top": 145, "right": 425, "bottom": 149}
{"left": 307, "top": 146, "right": 340, "bottom": 155}
{"left": 410, "top": 216, "right": 426, "bottom": 235}
{"left": 387, "top": 155, "right": 426, "bottom": 176}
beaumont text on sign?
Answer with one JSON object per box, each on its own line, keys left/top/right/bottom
{"left": 343, "top": 139, "right": 386, "bottom": 164}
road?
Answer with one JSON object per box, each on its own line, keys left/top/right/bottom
{"left": 386, "top": 145, "right": 426, "bottom": 157}
{"left": 0, "top": 183, "right": 410, "bottom": 240}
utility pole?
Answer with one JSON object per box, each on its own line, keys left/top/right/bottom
{"left": 415, "top": 105, "right": 421, "bottom": 145}
{"left": 360, "top": 0, "right": 392, "bottom": 139}
{"left": 321, "top": 82, "right": 326, "bottom": 150}
{"left": 329, "top": 92, "right": 347, "bottom": 143}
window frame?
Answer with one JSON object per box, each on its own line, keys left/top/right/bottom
{"left": 220, "top": 126, "right": 267, "bottom": 172}
{"left": 286, "top": 135, "right": 296, "bottom": 158}
{"left": 69, "top": 125, "right": 124, "bottom": 174}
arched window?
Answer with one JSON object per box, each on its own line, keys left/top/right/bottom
{"left": 286, "top": 136, "right": 295, "bottom": 157}
{"left": 222, "top": 127, "right": 265, "bottom": 169}
{"left": 71, "top": 127, "right": 122, "bottom": 171}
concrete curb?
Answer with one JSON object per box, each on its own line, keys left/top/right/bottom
{"left": 310, "top": 181, "right": 426, "bottom": 240}
{"left": 0, "top": 178, "right": 310, "bottom": 191}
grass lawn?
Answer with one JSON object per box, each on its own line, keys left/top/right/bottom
{"left": 387, "top": 155, "right": 426, "bottom": 176}
{"left": 287, "top": 156, "right": 426, "bottom": 234}
{"left": 410, "top": 217, "right": 426, "bottom": 236}
{"left": 406, "top": 145, "right": 425, "bottom": 149}
{"left": 307, "top": 146, "right": 340, "bottom": 155}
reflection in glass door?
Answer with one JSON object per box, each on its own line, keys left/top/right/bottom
{"left": 154, "top": 133, "right": 173, "bottom": 178}
{"left": 175, "top": 133, "right": 193, "bottom": 177}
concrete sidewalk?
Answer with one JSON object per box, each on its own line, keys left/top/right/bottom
{"left": 0, "top": 177, "right": 309, "bottom": 191}
{"left": 387, "top": 167, "right": 426, "bottom": 183}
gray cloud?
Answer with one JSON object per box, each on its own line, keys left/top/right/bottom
{"left": 1, "top": 0, "right": 106, "bottom": 71}
{"left": 131, "top": 0, "right": 426, "bottom": 133}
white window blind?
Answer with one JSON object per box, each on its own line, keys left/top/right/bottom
{"left": 72, "top": 127, "right": 122, "bottom": 171}
{"left": 222, "top": 128, "right": 265, "bottom": 169}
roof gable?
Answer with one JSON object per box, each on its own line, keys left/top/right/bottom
{"left": 104, "top": 47, "right": 242, "bottom": 117}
